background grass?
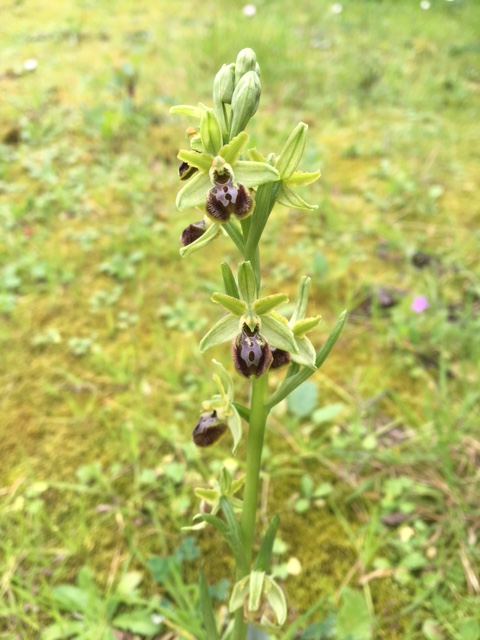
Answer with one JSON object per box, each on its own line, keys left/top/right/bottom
{"left": 1, "top": 0, "right": 479, "bottom": 638}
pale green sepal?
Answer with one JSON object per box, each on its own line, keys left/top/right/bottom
{"left": 248, "top": 571, "right": 266, "bottom": 613}
{"left": 292, "top": 315, "right": 322, "bottom": 338}
{"left": 176, "top": 172, "right": 211, "bottom": 210}
{"left": 227, "top": 405, "right": 242, "bottom": 454}
{"left": 290, "top": 336, "right": 317, "bottom": 368}
{"left": 237, "top": 261, "right": 257, "bottom": 306}
{"left": 290, "top": 276, "right": 310, "bottom": 325}
{"left": 179, "top": 222, "right": 220, "bottom": 258}
{"left": 253, "top": 293, "right": 289, "bottom": 315}
{"left": 170, "top": 104, "right": 205, "bottom": 118}
{"left": 177, "top": 149, "right": 212, "bottom": 173}
{"left": 229, "top": 576, "right": 250, "bottom": 613}
{"left": 276, "top": 122, "right": 307, "bottom": 180}
{"left": 234, "top": 161, "right": 279, "bottom": 187}
{"left": 264, "top": 577, "right": 287, "bottom": 625}
{"left": 219, "top": 132, "right": 249, "bottom": 166}
{"left": 201, "top": 109, "right": 223, "bottom": 156}
{"left": 288, "top": 169, "right": 322, "bottom": 187}
{"left": 277, "top": 183, "right": 318, "bottom": 211}
{"left": 211, "top": 292, "right": 247, "bottom": 316}
{"left": 199, "top": 315, "right": 238, "bottom": 352}
{"left": 261, "top": 315, "right": 298, "bottom": 353}
{"left": 248, "top": 147, "right": 266, "bottom": 162}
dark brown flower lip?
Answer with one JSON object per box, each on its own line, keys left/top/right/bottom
{"left": 232, "top": 325, "right": 272, "bottom": 378}
{"left": 180, "top": 220, "right": 206, "bottom": 247}
{"left": 192, "top": 410, "right": 228, "bottom": 447}
{"left": 178, "top": 160, "right": 198, "bottom": 181}
{"left": 205, "top": 180, "right": 253, "bottom": 223}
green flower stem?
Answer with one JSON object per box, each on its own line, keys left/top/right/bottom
{"left": 232, "top": 373, "right": 270, "bottom": 640}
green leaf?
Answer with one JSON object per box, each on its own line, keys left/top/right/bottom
{"left": 170, "top": 104, "right": 205, "bottom": 118}
{"left": 199, "top": 315, "right": 239, "bottom": 352}
{"left": 244, "top": 180, "right": 280, "bottom": 264}
{"left": 277, "top": 183, "right": 318, "bottom": 211}
{"left": 176, "top": 172, "right": 211, "bottom": 210}
{"left": 177, "top": 149, "right": 212, "bottom": 173}
{"left": 276, "top": 122, "right": 307, "bottom": 180}
{"left": 51, "top": 585, "right": 93, "bottom": 615}
{"left": 287, "top": 381, "right": 318, "bottom": 419}
{"left": 254, "top": 513, "right": 280, "bottom": 572}
{"left": 252, "top": 293, "right": 289, "bottom": 315}
{"left": 337, "top": 588, "right": 373, "bottom": 640}
{"left": 41, "top": 621, "right": 87, "bottom": 640}
{"left": 113, "top": 609, "right": 161, "bottom": 635}
{"left": 221, "top": 262, "right": 240, "bottom": 298}
{"left": 234, "top": 161, "right": 279, "bottom": 188}
{"left": 200, "top": 109, "right": 223, "bottom": 156}
{"left": 199, "top": 571, "right": 220, "bottom": 640}
{"left": 227, "top": 405, "right": 243, "bottom": 454}
{"left": 312, "top": 403, "right": 345, "bottom": 425}
{"left": 261, "top": 314, "right": 297, "bottom": 353}
{"left": 211, "top": 292, "right": 247, "bottom": 316}
{"left": 237, "top": 261, "right": 257, "bottom": 305}
{"left": 315, "top": 310, "right": 347, "bottom": 368}
{"left": 290, "top": 276, "right": 310, "bottom": 325}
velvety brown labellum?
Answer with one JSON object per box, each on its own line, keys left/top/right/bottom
{"left": 205, "top": 179, "right": 253, "bottom": 223}
{"left": 180, "top": 220, "right": 206, "bottom": 247}
{"left": 232, "top": 325, "right": 272, "bottom": 378}
{"left": 270, "top": 347, "right": 291, "bottom": 370}
{"left": 192, "top": 411, "right": 227, "bottom": 447}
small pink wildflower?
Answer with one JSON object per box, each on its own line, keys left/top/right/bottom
{"left": 411, "top": 295, "right": 429, "bottom": 313}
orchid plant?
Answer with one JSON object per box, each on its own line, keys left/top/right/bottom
{"left": 170, "top": 49, "right": 346, "bottom": 640}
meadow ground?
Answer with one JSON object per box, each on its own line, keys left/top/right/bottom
{"left": 1, "top": 0, "right": 479, "bottom": 638}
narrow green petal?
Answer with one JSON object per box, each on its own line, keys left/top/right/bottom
{"left": 176, "top": 172, "right": 211, "bottom": 210}
{"left": 211, "top": 292, "right": 247, "bottom": 316}
{"left": 292, "top": 315, "right": 322, "bottom": 338}
{"left": 219, "top": 131, "right": 249, "bottom": 165}
{"left": 248, "top": 571, "right": 265, "bottom": 613}
{"left": 253, "top": 293, "right": 289, "bottom": 315}
{"left": 177, "top": 149, "right": 212, "bottom": 173}
{"left": 170, "top": 104, "right": 205, "bottom": 118}
{"left": 261, "top": 315, "right": 298, "bottom": 353}
{"left": 199, "top": 315, "right": 239, "bottom": 352}
{"left": 248, "top": 147, "right": 266, "bottom": 162}
{"left": 179, "top": 222, "right": 220, "bottom": 258}
{"left": 276, "top": 122, "right": 307, "bottom": 180}
{"left": 287, "top": 169, "right": 321, "bottom": 187}
{"left": 277, "top": 183, "right": 318, "bottom": 211}
{"left": 234, "top": 161, "right": 279, "bottom": 187}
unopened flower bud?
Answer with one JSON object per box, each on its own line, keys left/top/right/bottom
{"left": 232, "top": 326, "right": 272, "bottom": 378}
{"left": 230, "top": 71, "right": 261, "bottom": 138}
{"left": 180, "top": 221, "right": 206, "bottom": 247}
{"left": 192, "top": 411, "right": 227, "bottom": 447}
{"left": 206, "top": 179, "right": 253, "bottom": 223}
{"left": 234, "top": 48, "right": 258, "bottom": 86}
{"left": 270, "top": 348, "right": 291, "bottom": 369}
{"left": 214, "top": 63, "right": 236, "bottom": 105}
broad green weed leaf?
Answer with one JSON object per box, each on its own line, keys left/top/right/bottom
{"left": 336, "top": 588, "right": 372, "bottom": 640}
{"left": 287, "top": 381, "right": 318, "bottom": 419}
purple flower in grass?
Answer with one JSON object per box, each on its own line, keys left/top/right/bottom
{"left": 411, "top": 296, "right": 429, "bottom": 313}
